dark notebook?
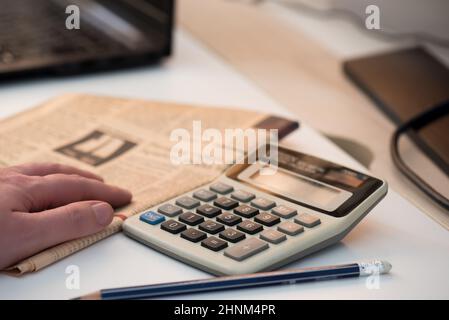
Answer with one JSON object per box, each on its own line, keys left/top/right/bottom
{"left": 344, "top": 47, "right": 449, "bottom": 176}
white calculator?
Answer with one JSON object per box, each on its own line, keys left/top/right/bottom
{"left": 123, "top": 146, "right": 387, "bottom": 275}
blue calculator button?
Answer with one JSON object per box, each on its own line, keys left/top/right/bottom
{"left": 140, "top": 211, "right": 165, "bottom": 225}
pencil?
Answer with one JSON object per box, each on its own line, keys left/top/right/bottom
{"left": 73, "top": 260, "right": 391, "bottom": 300}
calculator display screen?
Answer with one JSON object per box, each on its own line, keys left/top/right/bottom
{"left": 240, "top": 166, "right": 352, "bottom": 212}
{"left": 226, "top": 146, "right": 384, "bottom": 217}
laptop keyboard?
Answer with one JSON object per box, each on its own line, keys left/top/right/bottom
{"left": 0, "top": 0, "right": 123, "bottom": 65}
{"left": 138, "top": 182, "right": 322, "bottom": 262}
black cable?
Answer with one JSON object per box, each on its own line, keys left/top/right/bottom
{"left": 390, "top": 100, "right": 449, "bottom": 211}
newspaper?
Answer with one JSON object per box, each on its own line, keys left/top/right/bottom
{"left": 0, "top": 94, "right": 266, "bottom": 275}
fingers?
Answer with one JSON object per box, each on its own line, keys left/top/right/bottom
{"left": 19, "top": 201, "right": 115, "bottom": 257}
{"left": 24, "top": 174, "right": 132, "bottom": 211}
{"left": 10, "top": 163, "right": 103, "bottom": 182}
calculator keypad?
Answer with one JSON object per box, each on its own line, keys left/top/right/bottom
{"left": 237, "top": 220, "right": 263, "bottom": 235}
{"left": 295, "top": 213, "right": 321, "bottom": 228}
{"left": 234, "top": 205, "right": 259, "bottom": 218}
{"left": 216, "top": 213, "right": 242, "bottom": 226}
{"left": 260, "top": 229, "right": 286, "bottom": 244}
{"left": 214, "top": 197, "right": 239, "bottom": 210}
{"left": 161, "top": 220, "right": 186, "bottom": 234}
{"left": 210, "top": 182, "right": 233, "bottom": 194}
{"left": 181, "top": 228, "right": 207, "bottom": 242}
{"left": 254, "top": 212, "right": 281, "bottom": 227}
{"left": 140, "top": 211, "right": 165, "bottom": 225}
{"left": 196, "top": 204, "right": 221, "bottom": 218}
{"left": 231, "top": 190, "right": 255, "bottom": 202}
{"left": 178, "top": 212, "right": 204, "bottom": 226}
{"left": 278, "top": 221, "right": 304, "bottom": 236}
{"left": 251, "top": 198, "right": 276, "bottom": 210}
{"left": 219, "top": 228, "right": 246, "bottom": 243}
{"left": 175, "top": 196, "right": 200, "bottom": 209}
{"left": 272, "top": 205, "right": 297, "bottom": 219}
{"left": 201, "top": 236, "right": 228, "bottom": 251}
{"left": 158, "top": 203, "right": 183, "bottom": 217}
{"left": 141, "top": 181, "right": 324, "bottom": 263}
{"left": 199, "top": 220, "right": 225, "bottom": 234}
{"left": 193, "top": 189, "right": 217, "bottom": 202}
{"left": 224, "top": 238, "right": 269, "bottom": 261}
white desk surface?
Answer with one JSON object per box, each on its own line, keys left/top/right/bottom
{"left": 0, "top": 30, "right": 448, "bottom": 300}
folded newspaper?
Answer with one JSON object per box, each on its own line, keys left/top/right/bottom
{"left": 0, "top": 94, "right": 298, "bottom": 275}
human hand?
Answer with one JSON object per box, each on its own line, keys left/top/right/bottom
{"left": 0, "top": 163, "right": 132, "bottom": 270}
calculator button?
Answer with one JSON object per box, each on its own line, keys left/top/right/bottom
{"left": 224, "top": 238, "right": 269, "bottom": 261}
{"left": 210, "top": 182, "right": 234, "bottom": 194}
{"left": 199, "top": 220, "right": 225, "bottom": 234}
{"left": 254, "top": 212, "right": 281, "bottom": 227}
{"left": 158, "top": 203, "right": 183, "bottom": 217}
{"left": 219, "top": 228, "right": 246, "bottom": 243}
{"left": 237, "top": 220, "right": 263, "bottom": 234}
{"left": 231, "top": 190, "right": 255, "bottom": 202}
{"left": 260, "top": 230, "right": 287, "bottom": 244}
{"left": 193, "top": 189, "right": 217, "bottom": 202}
{"left": 161, "top": 219, "right": 187, "bottom": 234}
{"left": 251, "top": 198, "right": 276, "bottom": 210}
{"left": 272, "top": 205, "right": 297, "bottom": 219}
{"left": 196, "top": 204, "right": 222, "bottom": 218}
{"left": 295, "top": 213, "right": 321, "bottom": 228}
{"left": 214, "top": 197, "right": 239, "bottom": 210}
{"left": 278, "top": 221, "right": 304, "bottom": 236}
{"left": 181, "top": 228, "right": 207, "bottom": 243}
{"left": 175, "top": 196, "right": 200, "bottom": 209}
{"left": 234, "top": 205, "right": 259, "bottom": 218}
{"left": 216, "top": 213, "right": 242, "bottom": 226}
{"left": 178, "top": 212, "right": 204, "bottom": 226}
{"left": 139, "top": 211, "right": 165, "bottom": 225}
{"left": 201, "top": 236, "right": 228, "bottom": 251}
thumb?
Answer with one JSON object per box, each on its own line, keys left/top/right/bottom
{"left": 32, "top": 201, "right": 114, "bottom": 250}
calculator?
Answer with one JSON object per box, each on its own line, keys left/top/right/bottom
{"left": 123, "top": 146, "right": 388, "bottom": 275}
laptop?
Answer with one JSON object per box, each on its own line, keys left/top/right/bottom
{"left": 0, "top": 0, "right": 174, "bottom": 80}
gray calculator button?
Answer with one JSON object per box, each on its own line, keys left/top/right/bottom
{"left": 175, "top": 196, "right": 200, "bottom": 209}
{"left": 260, "top": 230, "right": 287, "bottom": 244}
{"left": 295, "top": 213, "right": 321, "bottom": 228}
{"left": 193, "top": 189, "right": 217, "bottom": 202}
{"left": 210, "top": 182, "right": 234, "bottom": 194}
{"left": 278, "top": 221, "right": 304, "bottom": 236}
{"left": 224, "top": 238, "right": 269, "bottom": 261}
{"left": 158, "top": 203, "right": 183, "bottom": 217}
{"left": 251, "top": 198, "right": 276, "bottom": 210}
{"left": 272, "top": 205, "right": 297, "bottom": 219}
{"left": 231, "top": 190, "right": 255, "bottom": 202}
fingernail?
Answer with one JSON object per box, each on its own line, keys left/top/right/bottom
{"left": 119, "top": 188, "right": 133, "bottom": 201}
{"left": 92, "top": 203, "right": 113, "bottom": 226}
